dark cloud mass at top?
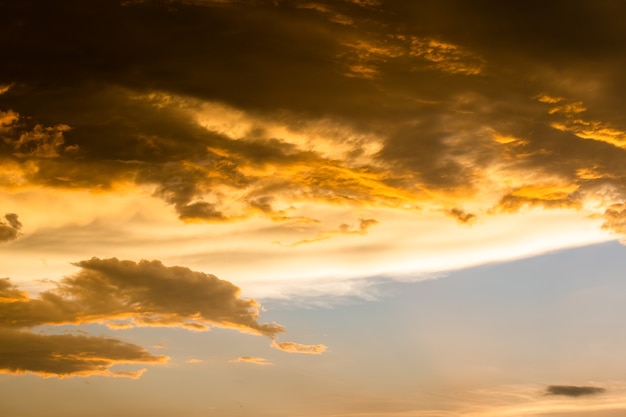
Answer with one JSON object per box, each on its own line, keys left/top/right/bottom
{"left": 1, "top": 0, "right": 626, "bottom": 235}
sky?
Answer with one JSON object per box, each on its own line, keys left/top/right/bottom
{"left": 2, "top": 0, "right": 626, "bottom": 415}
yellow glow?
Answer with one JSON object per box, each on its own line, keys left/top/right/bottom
{"left": 543, "top": 94, "right": 626, "bottom": 148}
{"left": 576, "top": 167, "right": 607, "bottom": 180}
{"left": 510, "top": 184, "right": 579, "bottom": 201}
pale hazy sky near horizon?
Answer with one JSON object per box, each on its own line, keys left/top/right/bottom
{"left": 2, "top": 0, "right": 626, "bottom": 416}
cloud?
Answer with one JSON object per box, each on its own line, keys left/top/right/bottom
{"left": 0, "top": 328, "right": 167, "bottom": 378}
{"left": 0, "top": 257, "right": 284, "bottom": 336}
{"left": 408, "top": 37, "right": 485, "bottom": 75}
{"left": 1, "top": 0, "right": 626, "bottom": 297}
{"left": 445, "top": 208, "right": 476, "bottom": 225}
{"left": 271, "top": 340, "right": 328, "bottom": 355}
{"left": 493, "top": 184, "right": 581, "bottom": 214}
{"left": 230, "top": 356, "right": 273, "bottom": 366}
{"left": 0, "top": 213, "right": 22, "bottom": 242}
{"left": 601, "top": 203, "right": 626, "bottom": 237}
{"left": 545, "top": 385, "right": 607, "bottom": 397}
{"left": 1, "top": 0, "right": 625, "bottom": 239}
{"left": 282, "top": 217, "right": 379, "bottom": 246}
{"left": 0, "top": 258, "right": 326, "bottom": 376}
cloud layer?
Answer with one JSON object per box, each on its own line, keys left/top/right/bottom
{"left": 0, "top": 258, "right": 324, "bottom": 377}
{"left": 0, "top": 0, "right": 625, "bottom": 239}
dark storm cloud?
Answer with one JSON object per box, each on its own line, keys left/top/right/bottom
{"left": 0, "top": 0, "right": 375, "bottom": 118}
{"left": 2, "top": 0, "right": 625, "bottom": 127}
{"left": 546, "top": 385, "right": 606, "bottom": 397}
{"left": 2, "top": 0, "right": 626, "bottom": 235}
{"left": 0, "top": 213, "right": 22, "bottom": 242}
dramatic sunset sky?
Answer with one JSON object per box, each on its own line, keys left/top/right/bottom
{"left": 2, "top": 0, "right": 626, "bottom": 416}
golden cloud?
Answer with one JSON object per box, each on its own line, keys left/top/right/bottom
{"left": 541, "top": 95, "right": 626, "bottom": 149}
{"left": 2, "top": 0, "right": 626, "bottom": 314}
{"left": 282, "top": 217, "right": 379, "bottom": 247}
{"left": 494, "top": 184, "right": 581, "bottom": 213}
{"left": 271, "top": 340, "right": 328, "bottom": 355}
{"left": 230, "top": 356, "right": 273, "bottom": 366}
{"left": 601, "top": 203, "right": 626, "bottom": 238}
{"left": 0, "top": 258, "right": 327, "bottom": 377}
{"left": 409, "top": 37, "right": 485, "bottom": 75}
{"left": 0, "top": 257, "right": 284, "bottom": 336}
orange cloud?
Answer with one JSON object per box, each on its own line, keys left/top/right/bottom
{"left": 271, "top": 340, "right": 328, "bottom": 355}
{"left": 230, "top": 356, "right": 273, "bottom": 366}
{"left": 541, "top": 95, "right": 626, "bottom": 149}
{"left": 601, "top": 203, "right": 626, "bottom": 238}
{"left": 494, "top": 184, "right": 580, "bottom": 213}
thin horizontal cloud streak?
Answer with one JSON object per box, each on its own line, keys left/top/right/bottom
{"left": 0, "top": 213, "right": 21, "bottom": 242}
{"left": 271, "top": 340, "right": 328, "bottom": 355}
{"left": 230, "top": 356, "right": 273, "bottom": 366}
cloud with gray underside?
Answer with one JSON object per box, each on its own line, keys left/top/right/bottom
{"left": 0, "top": 257, "right": 284, "bottom": 334}
{"left": 545, "top": 385, "right": 606, "bottom": 397}
{"left": 0, "top": 257, "right": 326, "bottom": 377}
